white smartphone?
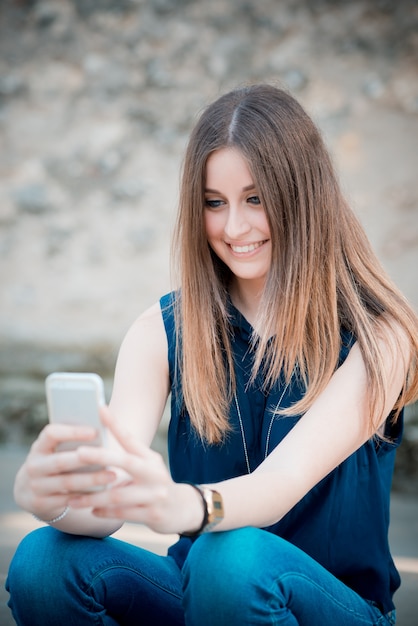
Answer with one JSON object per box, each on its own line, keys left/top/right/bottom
{"left": 45, "top": 372, "right": 107, "bottom": 474}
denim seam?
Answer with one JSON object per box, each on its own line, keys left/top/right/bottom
{"left": 267, "top": 572, "right": 385, "bottom": 625}
{"left": 85, "top": 562, "right": 183, "bottom": 601}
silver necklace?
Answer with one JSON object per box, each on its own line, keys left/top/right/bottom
{"left": 233, "top": 380, "right": 290, "bottom": 474}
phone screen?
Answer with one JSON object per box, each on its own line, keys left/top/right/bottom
{"left": 46, "top": 373, "right": 106, "bottom": 465}
{"left": 48, "top": 386, "right": 101, "bottom": 426}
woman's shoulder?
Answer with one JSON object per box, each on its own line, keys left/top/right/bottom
{"left": 126, "top": 292, "right": 178, "bottom": 338}
{"left": 120, "top": 301, "right": 166, "bottom": 352}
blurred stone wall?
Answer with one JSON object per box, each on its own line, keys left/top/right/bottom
{"left": 0, "top": 0, "right": 417, "bottom": 489}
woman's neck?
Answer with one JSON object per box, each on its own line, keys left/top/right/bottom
{"left": 229, "top": 280, "right": 264, "bottom": 328}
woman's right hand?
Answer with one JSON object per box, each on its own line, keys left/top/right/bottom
{"left": 14, "top": 423, "right": 117, "bottom": 522}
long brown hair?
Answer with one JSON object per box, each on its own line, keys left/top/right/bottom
{"left": 172, "top": 84, "right": 418, "bottom": 444}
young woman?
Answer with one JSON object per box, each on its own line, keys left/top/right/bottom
{"left": 6, "top": 84, "right": 418, "bottom": 625}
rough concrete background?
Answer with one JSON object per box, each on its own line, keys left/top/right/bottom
{"left": 0, "top": 1, "right": 418, "bottom": 624}
{"left": 0, "top": 0, "right": 417, "bottom": 485}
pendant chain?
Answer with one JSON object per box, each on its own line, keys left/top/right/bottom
{"left": 234, "top": 380, "right": 290, "bottom": 474}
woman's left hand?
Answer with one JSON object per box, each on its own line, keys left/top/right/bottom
{"left": 68, "top": 406, "right": 201, "bottom": 535}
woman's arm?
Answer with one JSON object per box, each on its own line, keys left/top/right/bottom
{"left": 67, "top": 319, "right": 409, "bottom": 536}
{"left": 107, "top": 302, "right": 171, "bottom": 447}
{"left": 13, "top": 302, "right": 170, "bottom": 538}
{"left": 216, "top": 325, "right": 407, "bottom": 530}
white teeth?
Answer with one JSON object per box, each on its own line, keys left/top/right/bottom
{"left": 231, "top": 241, "right": 263, "bottom": 253}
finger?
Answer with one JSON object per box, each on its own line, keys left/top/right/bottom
{"left": 30, "top": 468, "right": 118, "bottom": 497}
{"left": 76, "top": 444, "right": 149, "bottom": 477}
{"left": 92, "top": 505, "right": 147, "bottom": 521}
{"left": 27, "top": 447, "right": 109, "bottom": 478}
{"left": 100, "top": 406, "right": 154, "bottom": 459}
{"left": 32, "top": 423, "right": 98, "bottom": 455}
{"left": 91, "top": 505, "right": 178, "bottom": 534}
{"left": 69, "top": 482, "right": 161, "bottom": 511}
{"left": 76, "top": 445, "right": 169, "bottom": 497}
{"left": 91, "top": 497, "right": 170, "bottom": 530}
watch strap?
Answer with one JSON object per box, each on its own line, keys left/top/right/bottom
{"left": 181, "top": 484, "right": 223, "bottom": 537}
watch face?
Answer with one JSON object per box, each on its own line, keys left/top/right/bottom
{"left": 206, "top": 489, "right": 224, "bottom": 526}
{"left": 214, "top": 499, "right": 223, "bottom": 513}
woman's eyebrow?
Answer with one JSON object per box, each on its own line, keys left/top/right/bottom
{"left": 204, "top": 184, "right": 256, "bottom": 193}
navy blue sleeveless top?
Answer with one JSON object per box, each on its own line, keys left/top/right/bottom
{"left": 160, "top": 292, "right": 402, "bottom": 613}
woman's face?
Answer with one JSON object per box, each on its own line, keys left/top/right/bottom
{"left": 204, "top": 147, "right": 272, "bottom": 290}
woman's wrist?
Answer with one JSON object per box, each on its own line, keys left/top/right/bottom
{"left": 180, "top": 484, "right": 224, "bottom": 537}
{"left": 32, "top": 506, "right": 70, "bottom": 525}
{"left": 177, "top": 483, "right": 206, "bottom": 536}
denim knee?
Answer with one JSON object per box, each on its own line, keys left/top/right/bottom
{"left": 182, "top": 528, "right": 389, "bottom": 626}
{"left": 6, "top": 527, "right": 108, "bottom": 626}
{"left": 184, "top": 527, "right": 266, "bottom": 584}
{"left": 183, "top": 527, "right": 275, "bottom": 623}
{"left": 7, "top": 527, "right": 59, "bottom": 591}
{"left": 7, "top": 527, "right": 187, "bottom": 626}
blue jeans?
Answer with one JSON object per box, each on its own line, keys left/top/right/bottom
{"left": 6, "top": 526, "right": 396, "bottom": 625}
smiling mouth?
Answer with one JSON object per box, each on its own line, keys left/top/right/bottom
{"left": 229, "top": 240, "right": 267, "bottom": 253}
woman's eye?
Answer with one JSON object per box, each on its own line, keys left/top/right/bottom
{"left": 247, "top": 195, "right": 261, "bottom": 205}
{"left": 205, "top": 198, "right": 224, "bottom": 209}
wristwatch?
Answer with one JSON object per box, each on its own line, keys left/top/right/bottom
{"left": 181, "top": 484, "right": 224, "bottom": 537}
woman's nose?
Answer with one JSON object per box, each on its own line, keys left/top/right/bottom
{"left": 224, "top": 206, "right": 251, "bottom": 239}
